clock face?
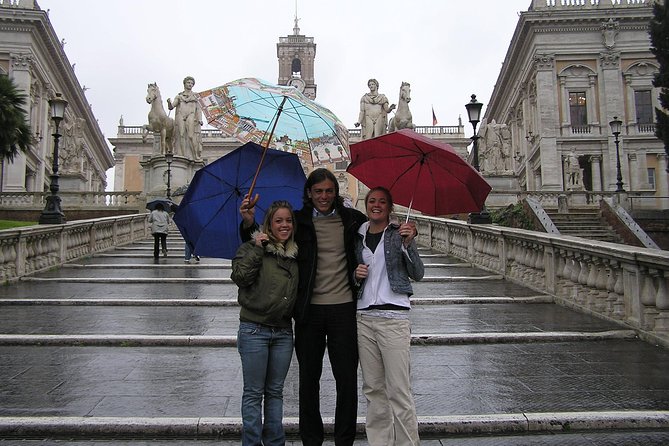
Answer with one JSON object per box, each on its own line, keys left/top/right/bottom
{"left": 288, "top": 77, "right": 306, "bottom": 92}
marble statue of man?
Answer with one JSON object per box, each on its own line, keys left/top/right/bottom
{"left": 167, "top": 76, "right": 203, "bottom": 160}
{"left": 354, "top": 78, "right": 396, "bottom": 140}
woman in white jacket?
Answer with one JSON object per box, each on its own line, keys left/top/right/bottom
{"left": 148, "top": 203, "right": 171, "bottom": 259}
{"left": 353, "top": 186, "right": 424, "bottom": 446}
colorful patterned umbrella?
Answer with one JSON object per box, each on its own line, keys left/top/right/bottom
{"left": 198, "top": 77, "right": 349, "bottom": 167}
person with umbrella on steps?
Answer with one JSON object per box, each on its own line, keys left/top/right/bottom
{"left": 241, "top": 168, "right": 367, "bottom": 446}
{"left": 148, "top": 202, "right": 171, "bottom": 260}
{"left": 353, "top": 187, "right": 424, "bottom": 446}
{"left": 231, "top": 200, "right": 299, "bottom": 446}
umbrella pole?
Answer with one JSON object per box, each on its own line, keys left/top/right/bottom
{"left": 404, "top": 159, "right": 425, "bottom": 223}
{"left": 245, "top": 96, "right": 288, "bottom": 208}
{"left": 405, "top": 196, "right": 414, "bottom": 223}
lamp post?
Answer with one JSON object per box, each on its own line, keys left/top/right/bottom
{"left": 165, "top": 151, "right": 173, "bottom": 200}
{"left": 39, "top": 93, "right": 68, "bottom": 224}
{"left": 608, "top": 116, "right": 625, "bottom": 192}
{"left": 465, "top": 94, "right": 491, "bottom": 224}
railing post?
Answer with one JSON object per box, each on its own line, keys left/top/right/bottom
{"left": 16, "top": 232, "right": 26, "bottom": 277}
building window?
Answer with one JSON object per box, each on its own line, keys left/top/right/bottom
{"left": 648, "top": 167, "right": 656, "bottom": 190}
{"left": 334, "top": 161, "right": 348, "bottom": 171}
{"left": 635, "top": 90, "right": 654, "bottom": 125}
{"left": 569, "top": 92, "right": 587, "bottom": 127}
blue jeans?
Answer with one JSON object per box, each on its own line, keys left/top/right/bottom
{"left": 237, "top": 321, "right": 294, "bottom": 446}
{"left": 184, "top": 243, "right": 198, "bottom": 261}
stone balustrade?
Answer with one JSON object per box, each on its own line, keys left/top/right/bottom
{"left": 0, "top": 191, "right": 143, "bottom": 209}
{"left": 2, "top": 210, "right": 667, "bottom": 347}
{"left": 0, "top": 214, "right": 148, "bottom": 283}
{"left": 413, "top": 215, "right": 669, "bottom": 348}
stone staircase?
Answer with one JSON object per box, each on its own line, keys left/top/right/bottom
{"left": 544, "top": 207, "right": 623, "bottom": 243}
{"left": 2, "top": 235, "right": 669, "bottom": 444}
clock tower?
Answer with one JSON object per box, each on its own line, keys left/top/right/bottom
{"left": 277, "top": 14, "right": 317, "bottom": 99}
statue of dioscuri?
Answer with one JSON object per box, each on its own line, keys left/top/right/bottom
{"left": 167, "top": 76, "right": 203, "bottom": 160}
{"left": 388, "top": 81, "right": 415, "bottom": 132}
{"left": 142, "top": 83, "right": 174, "bottom": 155}
{"left": 354, "top": 78, "right": 396, "bottom": 140}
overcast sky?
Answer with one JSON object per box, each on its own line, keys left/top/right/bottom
{"left": 38, "top": 0, "right": 531, "bottom": 187}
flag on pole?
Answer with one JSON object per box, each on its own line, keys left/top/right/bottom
{"left": 432, "top": 106, "right": 438, "bottom": 126}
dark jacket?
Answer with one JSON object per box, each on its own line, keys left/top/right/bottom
{"left": 231, "top": 234, "right": 299, "bottom": 328}
{"left": 241, "top": 205, "right": 367, "bottom": 323}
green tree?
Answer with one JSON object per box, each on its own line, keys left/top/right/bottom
{"left": 0, "top": 74, "right": 31, "bottom": 162}
{"left": 650, "top": 0, "right": 669, "bottom": 171}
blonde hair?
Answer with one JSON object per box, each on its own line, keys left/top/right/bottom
{"left": 261, "top": 200, "right": 296, "bottom": 245}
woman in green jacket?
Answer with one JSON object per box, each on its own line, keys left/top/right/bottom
{"left": 231, "top": 200, "right": 299, "bottom": 446}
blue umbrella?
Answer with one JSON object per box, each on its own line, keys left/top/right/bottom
{"left": 173, "top": 141, "right": 306, "bottom": 259}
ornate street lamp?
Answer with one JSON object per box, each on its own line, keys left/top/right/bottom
{"left": 608, "top": 116, "right": 625, "bottom": 192}
{"left": 165, "top": 151, "right": 173, "bottom": 200}
{"left": 39, "top": 93, "right": 68, "bottom": 224}
{"left": 465, "top": 94, "right": 491, "bottom": 224}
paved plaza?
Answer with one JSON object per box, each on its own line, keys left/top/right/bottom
{"left": 1, "top": 235, "right": 669, "bottom": 444}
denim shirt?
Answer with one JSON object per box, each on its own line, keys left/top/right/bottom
{"left": 354, "top": 222, "right": 424, "bottom": 298}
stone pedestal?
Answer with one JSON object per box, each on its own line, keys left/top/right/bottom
{"left": 140, "top": 154, "right": 205, "bottom": 203}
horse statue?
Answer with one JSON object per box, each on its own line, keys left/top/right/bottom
{"left": 142, "top": 83, "right": 175, "bottom": 155}
{"left": 388, "top": 81, "right": 415, "bottom": 132}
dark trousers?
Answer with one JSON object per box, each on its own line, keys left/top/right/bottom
{"left": 294, "top": 302, "right": 358, "bottom": 446}
{"left": 152, "top": 233, "right": 167, "bottom": 258}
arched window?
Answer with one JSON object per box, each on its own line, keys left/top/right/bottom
{"left": 291, "top": 58, "right": 301, "bottom": 76}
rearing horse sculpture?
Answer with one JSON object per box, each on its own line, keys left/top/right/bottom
{"left": 142, "top": 83, "right": 175, "bottom": 155}
{"left": 388, "top": 81, "right": 415, "bottom": 132}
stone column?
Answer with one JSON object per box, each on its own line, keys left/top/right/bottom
{"left": 590, "top": 155, "right": 602, "bottom": 191}
{"left": 534, "top": 54, "right": 561, "bottom": 190}
{"left": 600, "top": 51, "right": 625, "bottom": 191}
{"left": 3, "top": 53, "right": 33, "bottom": 192}
{"left": 628, "top": 153, "right": 639, "bottom": 191}
{"left": 588, "top": 74, "right": 599, "bottom": 129}
{"left": 658, "top": 153, "right": 669, "bottom": 209}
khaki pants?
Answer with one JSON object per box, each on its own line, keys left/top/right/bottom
{"left": 357, "top": 312, "right": 420, "bottom": 446}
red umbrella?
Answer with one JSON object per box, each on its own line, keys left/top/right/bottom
{"left": 346, "top": 129, "right": 491, "bottom": 217}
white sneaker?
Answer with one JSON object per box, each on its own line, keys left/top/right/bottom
{"left": 184, "top": 259, "right": 190, "bottom": 263}
{"left": 195, "top": 256, "right": 200, "bottom": 262}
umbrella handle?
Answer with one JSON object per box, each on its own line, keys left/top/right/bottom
{"left": 248, "top": 193, "right": 260, "bottom": 208}
{"left": 245, "top": 96, "right": 288, "bottom": 208}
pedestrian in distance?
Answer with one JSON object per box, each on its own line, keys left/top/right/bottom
{"left": 184, "top": 240, "right": 200, "bottom": 263}
{"left": 148, "top": 202, "right": 171, "bottom": 260}
{"left": 354, "top": 186, "right": 424, "bottom": 446}
{"left": 231, "top": 200, "right": 299, "bottom": 446}
{"left": 240, "top": 168, "right": 368, "bottom": 446}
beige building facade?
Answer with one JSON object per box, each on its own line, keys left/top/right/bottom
{"left": 0, "top": 0, "right": 113, "bottom": 194}
{"left": 484, "top": 0, "right": 667, "bottom": 210}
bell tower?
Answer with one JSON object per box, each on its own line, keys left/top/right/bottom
{"left": 277, "top": 12, "right": 317, "bottom": 99}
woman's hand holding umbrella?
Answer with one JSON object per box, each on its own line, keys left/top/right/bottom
{"left": 240, "top": 195, "right": 257, "bottom": 230}
{"left": 398, "top": 222, "right": 417, "bottom": 247}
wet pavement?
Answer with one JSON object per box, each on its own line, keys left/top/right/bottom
{"left": 1, "top": 235, "right": 669, "bottom": 444}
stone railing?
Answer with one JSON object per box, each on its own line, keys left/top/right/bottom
{"left": 532, "top": 0, "right": 649, "bottom": 10}
{"left": 413, "top": 215, "right": 669, "bottom": 348}
{"left": 119, "top": 125, "right": 465, "bottom": 140}
{"left": 0, "top": 191, "right": 143, "bottom": 209}
{"left": 348, "top": 125, "right": 464, "bottom": 139}
{"left": 0, "top": 214, "right": 149, "bottom": 283}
